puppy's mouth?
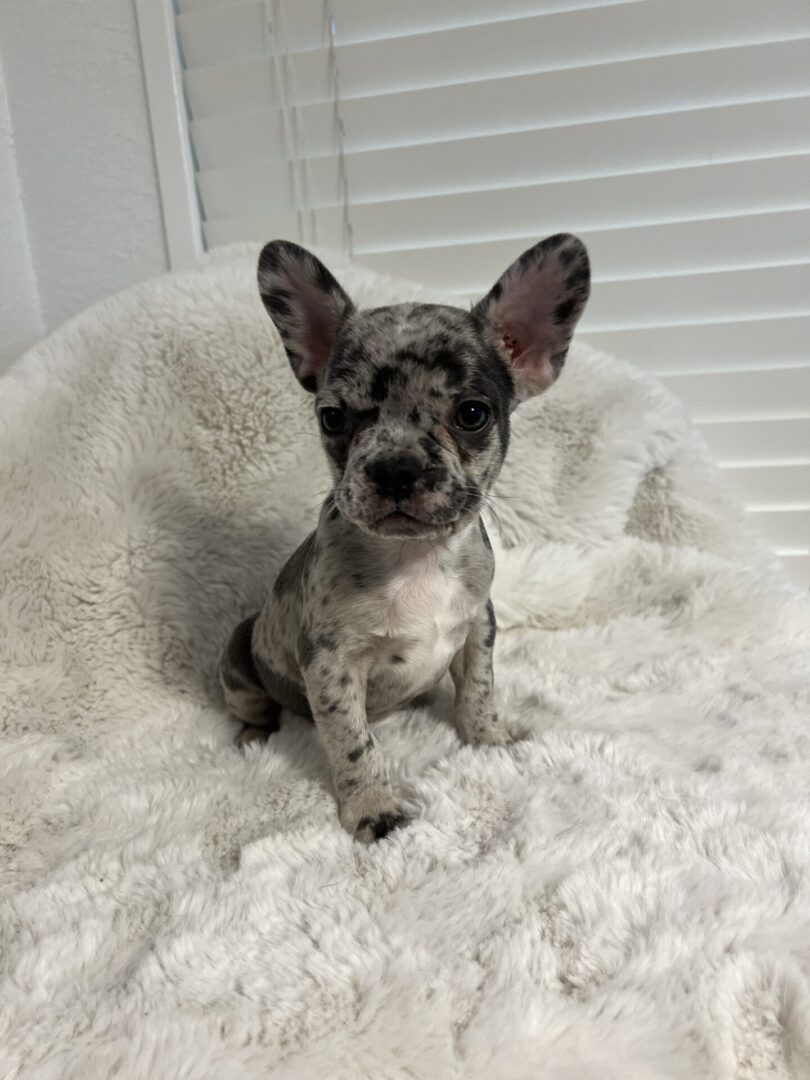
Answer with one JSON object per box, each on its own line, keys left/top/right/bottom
{"left": 373, "top": 509, "right": 457, "bottom": 538}
{"left": 376, "top": 510, "right": 436, "bottom": 536}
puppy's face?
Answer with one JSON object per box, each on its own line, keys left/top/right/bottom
{"left": 315, "top": 305, "right": 512, "bottom": 538}
{"left": 258, "top": 235, "right": 590, "bottom": 539}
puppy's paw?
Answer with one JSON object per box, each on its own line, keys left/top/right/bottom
{"left": 460, "top": 714, "right": 525, "bottom": 748}
{"left": 340, "top": 787, "right": 408, "bottom": 844}
{"left": 236, "top": 724, "right": 275, "bottom": 747}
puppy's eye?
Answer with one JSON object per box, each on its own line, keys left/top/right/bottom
{"left": 320, "top": 407, "right": 349, "bottom": 435}
{"left": 454, "top": 400, "right": 491, "bottom": 432}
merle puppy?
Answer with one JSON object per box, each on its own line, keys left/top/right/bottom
{"left": 220, "top": 235, "right": 590, "bottom": 842}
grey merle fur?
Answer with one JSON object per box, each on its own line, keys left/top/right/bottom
{"left": 220, "top": 234, "right": 590, "bottom": 843}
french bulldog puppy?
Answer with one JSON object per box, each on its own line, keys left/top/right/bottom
{"left": 220, "top": 235, "right": 590, "bottom": 842}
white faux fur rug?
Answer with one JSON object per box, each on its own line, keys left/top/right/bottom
{"left": 1, "top": 247, "right": 809, "bottom": 1080}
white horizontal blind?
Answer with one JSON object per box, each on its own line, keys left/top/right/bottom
{"left": 173, "top": 0, "right": 810, "bottom": 587}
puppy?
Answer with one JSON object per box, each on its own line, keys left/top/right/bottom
{"left": 220, "top": 235, "right": 590, "bottom": 842}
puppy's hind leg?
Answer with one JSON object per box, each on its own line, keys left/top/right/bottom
{"left": 220, "top": 614, "right": 281, "bottom": 743}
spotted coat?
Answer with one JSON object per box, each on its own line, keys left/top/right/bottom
{"left": 220, "top": 234, "right": 590, "bottom": 842}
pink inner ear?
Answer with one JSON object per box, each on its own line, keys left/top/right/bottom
{"left": 500, "top": 329, "right": 521, "bottom": 359}
{"left": 493, "top": 262, "right": 569, "bottom": 397}
{"left": 297, "top": 282, "right": 345, "bottom": 381}
{"left": 497, "top": 314, "right": 558, "bottom": 397}
{"left": 299, "top": 312, "right": 335, "bottom": 381}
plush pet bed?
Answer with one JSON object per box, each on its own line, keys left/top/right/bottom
{"left": 1, "top": 246, "right": 809, "bottom": 1079}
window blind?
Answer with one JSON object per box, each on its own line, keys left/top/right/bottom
{"left": 172, "top": 0, "right": 810, "bottom": 586}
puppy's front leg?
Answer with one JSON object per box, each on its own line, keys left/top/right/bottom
{"left": 303, "top": 661, "right": 407, "bottom": 843}
{"left": 451, "top": 599, "right": 512, "bottom": 747}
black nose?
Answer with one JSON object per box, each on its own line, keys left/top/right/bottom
{"left": 366, "top": 453, "right": 422, "bottom": 499}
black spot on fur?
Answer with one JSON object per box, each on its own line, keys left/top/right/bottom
{"left": 328, "top": 336, "right": 371, "bottom": 383}
{"left": 325, "top": 438, "right": 349, "bottom": 473}
{"left": 297, "top": 625, "right": 315, "bottom": 668}
{"left": 300, "top": 375, "right": 317, "bottom": 393}
{"left": 565, "top": 267, "right": 589, "bottom": 292}
{"left": 314, "top": 261, "right": 335, "bottom": 294}
{"left": 410, "top": 407, "right": 420, "bottom": 424}
{"left": 484, "top": 599, "right": 497, "bottom": 649}
{"left": 370, "top": 365, "right": 397, "bottom": 402}
{"left": 428, "top": 349, "right": 465, "bottom": 386}
{"left": 557, "top": 244, "right": 577, "bottom": 266}
{"left": 273, "top": 533, "right": 316, "bottom": 597}
{"left": 357, "top": 811, "right": 406, "bottom": 840}
{"left": 347, "top": 735, "right": 374, "bottom": 763}
{"left": 423, "top": 467, "right": 447, "bottom": 491}
{"left": 252, "top": 652, "right": 312, "bottom": 721}
{"left": 339, "top": 674, "right": 350, "bottom": 687}
{"left": 221, "top": 614, "right": 263, "bottom": 693}
{"left": 264, "top": 291, "right": 292, "bottom": 324}
{"left": 391, "top": 654, "right": 406, "bottom": 664}
{"left": 550, "top": 351, "right": 567, "bottom": 375}
{"left": 420, "top": 435, "right": 443, "bottom": 464}
{"left": 354, "top": 406, "right": 380, "bottom": 428}
{"left": 554, "top": 297, "right": 576, "bottom": 325}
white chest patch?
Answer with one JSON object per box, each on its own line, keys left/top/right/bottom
{"left": 365, "top": 553, "right": 478, "bottom": 714}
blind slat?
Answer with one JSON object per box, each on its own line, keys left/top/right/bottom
{"left": 698, "top": 419, "right": 810, "bottom": 467}
{"left": 579, "top": 315, "right": 810, "bottom": 375}
{"left": 722, "top": 464, "right": 810, "bottom": 509}
{"left": 582, "top": 265, "right": 810, "bottom": 333}
{"left": 746, "top": 509, "right": 809, "bottom": 551}
{"left": 663, "top": 366, "right": 810, "bottom": 424}
{"left": 202, "top": 154, "right": 810, "bottom": 257}
{"left": 357, "top": 210, "right": 810, "bottom": 293}
{"left": 189, "top": 39, "right": 810, "bottom": 166}
{"left": 177, "top": 0, "right": 643, "bottom": 51}
{"left": 196, "top": 98, "right": 810, "bottom": 217}
{"left": 180, "top": 0, "right": 810, "bottom": 108}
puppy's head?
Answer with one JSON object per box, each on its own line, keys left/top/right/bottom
{"left": 258, "top": 235, "right": 589, "bottom": 539}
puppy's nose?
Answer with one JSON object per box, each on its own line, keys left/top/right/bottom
{"left": 366, "top": 453, "right": 422, "bottom": 499}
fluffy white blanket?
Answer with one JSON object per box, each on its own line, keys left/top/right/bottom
{"left": 1, "top": 247, "right": 809, "bottom": 1080}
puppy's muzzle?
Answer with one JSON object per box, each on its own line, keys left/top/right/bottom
{"left": 365, "top": 453, "right": 446, "bottom": 500}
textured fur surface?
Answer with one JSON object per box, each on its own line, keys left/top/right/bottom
{"left": 1, "top": 246, "right": 809, "bottom": 1078}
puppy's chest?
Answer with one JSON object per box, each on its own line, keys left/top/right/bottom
{"left": 365, "top": 560, "right": 477, "bottom": 703}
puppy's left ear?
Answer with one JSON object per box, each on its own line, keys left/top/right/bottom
{"left": 257, "top": 239, "right": 354, "bottom": 392}
{"left": 473, "top": 233, "right": 590, "bottom": 401}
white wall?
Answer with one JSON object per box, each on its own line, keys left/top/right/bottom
{"left": 0, "top": 0, "right": 169, "bottom": 372}
{"left": 0, "top": 51, "right": 43, "bottom": 370}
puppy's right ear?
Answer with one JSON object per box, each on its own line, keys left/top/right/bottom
{"left": 257, "top": 239, "right": 354, "bottom": 392}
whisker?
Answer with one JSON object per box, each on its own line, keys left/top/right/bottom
{"left": 478, "top": 498, "right": 505, "bottom": 532}
{"left": 457, "top": 487, "right": 522, "bottom": 502}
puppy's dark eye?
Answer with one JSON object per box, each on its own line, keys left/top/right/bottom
{"left": 454, "top": 400, "right": 491, "bottom": 432}
{"left": 320, "top": 407, "right": 348, "bottom": 435}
